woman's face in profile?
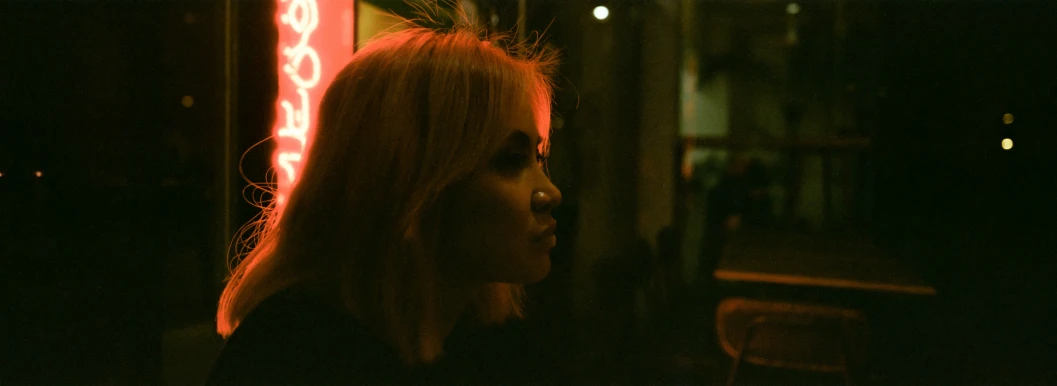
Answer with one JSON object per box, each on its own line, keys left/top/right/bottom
{"left": 441, "top": 98, "right": 562, "bottom": 285}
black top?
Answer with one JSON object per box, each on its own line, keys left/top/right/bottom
{"left": 206, "top": 288, "right": 556, "bottom": 385}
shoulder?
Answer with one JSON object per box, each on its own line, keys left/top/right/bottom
{"left": 207, "top": 288, "right": 401, "bottom": 385}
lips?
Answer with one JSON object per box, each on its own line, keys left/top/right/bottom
{"left": 534, "top": 222, "right": 557, "bottom": 243}
{"left": 539, "top": 234, "right": 557, "bottom": 250}
{"left": 532, "top": 219, "right": 558, "bottom": 251}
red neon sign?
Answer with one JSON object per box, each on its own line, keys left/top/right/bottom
{"left": 273, "top": 0, "right": 354, "bottom": 208}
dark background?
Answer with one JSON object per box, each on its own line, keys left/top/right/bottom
{"left": 2, "top": 0, "right": 1055, "bottom": 384}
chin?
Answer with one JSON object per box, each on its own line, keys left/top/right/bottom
{"left": 523, "top": 263, "right": 551, "bottom": 284}
{"left": 504, "top": 255, "right": 552, "bottom": 284}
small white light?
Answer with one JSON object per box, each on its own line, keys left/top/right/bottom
{"left": 786, "top": 2, "right": 801, "bottom": 15}
{"left": 593, "top": 5, "right": 609, "bottom": 21}
{"left": 1001, "top": 138, "right": 1013, "bottom": 150}
{"left": 35, "top": 171, "right": 43, "bottom": 177}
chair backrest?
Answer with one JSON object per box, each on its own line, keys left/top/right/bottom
{"left": 716, "top": 297, "right": 869, "bottom": 372}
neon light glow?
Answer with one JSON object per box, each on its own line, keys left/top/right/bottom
{"left": 273, "top": 0, "right": 354, "bottom": 208}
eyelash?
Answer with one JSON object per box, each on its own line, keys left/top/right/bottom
{"left": 498, "top": 150, "right": 548, "bottom": 170}
{"left": 536, "top": 151, "right": 549, "bottom": 165}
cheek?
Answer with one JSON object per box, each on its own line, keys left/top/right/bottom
{"left": 461, "top": 186, "right": 527, "bottom": 246}
{"left": 445, "top": 181, "right": 532, "bottom": 271}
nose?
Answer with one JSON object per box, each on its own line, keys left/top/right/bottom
{"left": 531, "top": 182, "right": 562, "bottom": 214}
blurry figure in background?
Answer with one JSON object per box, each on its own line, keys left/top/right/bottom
{"left": 655, "top": 225, "right": 681, "bottom": 304}
{"left": 699, "top": 156, "right": 773, "bottom": 282}
{"left": 743, "top": 158, "right": 774, "bottom": 229}
{"left": 207, "top": 8, "right": 563, "bottom": 385}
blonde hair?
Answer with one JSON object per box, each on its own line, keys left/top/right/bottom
{"left": 216, "top": 9, "right": 557, "bottom": 365}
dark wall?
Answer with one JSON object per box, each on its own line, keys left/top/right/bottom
{"left": 875, "top": 1, "right": 1057, "bottom": 289}
{"left": 0, "top": 1, "right": 236, "bottom": 382}
{"left": 873, "top": 1, "right": 1057, "bottom": 373}
{"left": 1, "top": 3, "right": 168, "bottom": 383}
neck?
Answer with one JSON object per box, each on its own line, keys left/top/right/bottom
{"left": 432, "top": 275, "right": 483, "bottom": 350}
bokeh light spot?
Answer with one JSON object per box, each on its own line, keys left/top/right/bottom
{"left": 593, "top": 6, "right": 609, "bottom": 21}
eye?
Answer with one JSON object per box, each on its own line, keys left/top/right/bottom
{"left": 495, "top": 151, "right": 533, "bottom": 170}
{"left": 493, "top": 149, "right": 548, "bottom": 173}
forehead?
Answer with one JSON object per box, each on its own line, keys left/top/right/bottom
{"left": 501, "top": 92, "right": 545, "bottom": 145}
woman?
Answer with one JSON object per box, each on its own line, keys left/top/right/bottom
{"left": 207, "top": 13, "right": 562, "bottom": 385}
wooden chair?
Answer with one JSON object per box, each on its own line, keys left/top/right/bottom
{"left": 715, "top": 297, "right": 869, "bottom": 386}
